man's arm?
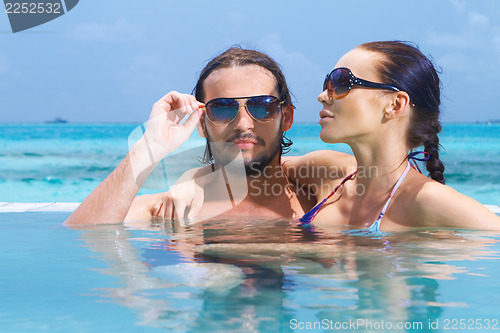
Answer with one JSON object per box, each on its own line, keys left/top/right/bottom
{"left": 125, "top": 166, "right": 212, "bottom": 223}
{"left": 64, "top": 91, "right": 204, "bottom": 226}
{"left": 135, "top": 152, "right": 357, "bottom": 223}
{"left": 282, "top": 150, "right": 356, "bottom": 188}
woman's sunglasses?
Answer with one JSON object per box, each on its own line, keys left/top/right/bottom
{"left": 323, "top": 67, "right": 400, "bottom": 99}
{"left": 205, "top": 95, "right": 283, "bottom": 125}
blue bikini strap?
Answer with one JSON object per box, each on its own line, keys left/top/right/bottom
{"left": 299, "top": 171, "right": 356, "bottom": 226}
{"left": 299, "top": 151, "right": 430, "bottom": 227}
{"left": 407, "top": 151, "right": 430, "bottom": 174}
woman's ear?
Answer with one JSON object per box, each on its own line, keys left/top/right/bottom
{"left": 197, "top": 113, "right": 208, "bottom": 138}
{"left": 385, "top": 92, "right": 411, "bottom": 119}
{"left": 281, "top": 104, "right": 294, "bottom": 131}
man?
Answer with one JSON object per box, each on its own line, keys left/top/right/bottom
{"left": 64, "top": 47, "right": 323, "bottom": 226}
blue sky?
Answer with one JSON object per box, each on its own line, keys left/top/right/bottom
{"left": 1, "top": 0, "right": 499, "bottom": 123}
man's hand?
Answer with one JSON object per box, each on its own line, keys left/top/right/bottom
{"left": 143, "top": 91, "right": 205, "bottom": 162}
{"left": 65, "top": 91, "right": 205, "bottom": 226}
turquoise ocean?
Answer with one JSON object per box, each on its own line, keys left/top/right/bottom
{"left": 1, "top": 123, "right": 500, "bottom": 333}
{"left": 1, "top": 122, "right": 500, "bottom": 205}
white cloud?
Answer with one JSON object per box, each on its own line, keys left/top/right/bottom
{"left": 468, "top": 12, "right": 490, "bottom": 29}
{"left": 67, "top": 19, "right": 143, "bottom": 43}
{"left": 117, "top": 53, "right": 166, "bottom": 95}
{"left": 258, "top": 34, "right": 321, "bottom": 80}
{"left": 436, "top": 52, "right": 471, "bottom": 72}
{"left": 118, "top": 53, "right": 163, "bottom": 78}
{"left": 427, "top": 0, "right": 500, "bottom": 72}
{"left": 449, "top": 0, "right": 465, "bottom": 12}
{"left": 426, "top": 32, "right": 476, "bottom": 49}
{"left": 427, "top": 7, "right": 497, "bottom": 53}
{"left": 425, "top": 3, "right": 500, "bottom": 87}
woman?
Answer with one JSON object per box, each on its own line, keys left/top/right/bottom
{"left": 286, "top": 41, "right": 500, "bottom": 231}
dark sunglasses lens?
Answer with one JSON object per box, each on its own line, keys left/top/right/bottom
{"left": 326, "top": 68, "right": 351, "bottom": 98}
{"left": 206, "top": 99, "right": 239, "bottom": 124}
{"left": 247, "top": 96, "right": 280, "bottom": 121}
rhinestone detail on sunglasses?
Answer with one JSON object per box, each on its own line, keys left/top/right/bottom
{"left": 323, "top": 67, "right": 400, "bottom": 99}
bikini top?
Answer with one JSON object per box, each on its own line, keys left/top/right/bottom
{"left": 358, "top": 162, "right": 410, "bottom": 232}
{"left": 299, "top": 152, "right": 429, "bottom": 232}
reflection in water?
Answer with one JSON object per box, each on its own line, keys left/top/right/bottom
{"left": 76, "top": 218, "right": 500, "bottom": 332}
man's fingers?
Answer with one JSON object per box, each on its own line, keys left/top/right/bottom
{"left": 180, "top": 94, "right": 205, "bottom": 128}
{"left": 159, "top": 90, "right": 183, "bottom": 106}
{"left": 187, "top": 189, "right": 204, "bottom": 219}
{"left": 152, "top": 92, "right": 205, "bottom": 128}
{"left": 154, "top": 91, "right": 184, "bottom": 115}
{"left": 163, "top": 194, "right": 174, "bottom": 220}
{"left": 154, "top": 91, "right": 194, "bottom": 122}
{"left": 151, "top": 203, "right": 161, "bottom": 218}
{"left": 188, "top": 95, "right": 203, "bottom": 113}
{"left": 182, "top": 105, "right": 204, "bottom": 132}
{"left": 167, "top": 96, "right": 193, "bottom": 123}
{"left": 173, "top": 196, "right": 187, "bottom": 220}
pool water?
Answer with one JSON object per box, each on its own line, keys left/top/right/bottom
{"left": 2, "top": 212, "right": 500, "bottom": 332}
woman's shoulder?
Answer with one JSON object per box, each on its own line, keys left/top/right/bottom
{"left": 407, "top": 174, "right": 500, "bottom": 229}
{"left": 412, "top": 177, "right": 467, "bottom": 210}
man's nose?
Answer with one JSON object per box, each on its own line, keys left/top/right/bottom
{"left": 232, "top": 105, "right": 255, "bottom": 132}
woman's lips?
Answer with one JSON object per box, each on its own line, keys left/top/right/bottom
{"left": 319, "top": 110, "right": 334, "bottom": 123}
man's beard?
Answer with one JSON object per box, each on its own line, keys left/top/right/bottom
{"left": 243, "top": 133, "right": 281, "bottom": 176}
{"left": 206, "top": 126, "right": 282, "bottom": 177}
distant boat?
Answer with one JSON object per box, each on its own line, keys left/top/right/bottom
{"left": 45, "top": 117, "right": 68, "bottom": 124}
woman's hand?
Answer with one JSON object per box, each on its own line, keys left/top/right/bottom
{"left": 150, "top": 167, "right": 209, "bottom": 224}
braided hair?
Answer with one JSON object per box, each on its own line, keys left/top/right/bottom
{"left": 359, "top": 41, "right": 445, "bottom": 184}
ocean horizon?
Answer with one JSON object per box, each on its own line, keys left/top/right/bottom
{"left": 1, "top": 122, "right": 499, "bottom": 205}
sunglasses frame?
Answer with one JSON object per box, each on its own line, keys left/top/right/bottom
{"left": 324, "top": 67, "right": 400, "bottom": 99}
{"left": 204, "top": 95, "right": 284, "bottom": 125}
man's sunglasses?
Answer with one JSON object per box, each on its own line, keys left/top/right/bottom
{"left": 204, "top": 95, "right": 283, "bottom": 125}
{"left": 323, "top": 67, "right": 400, "bottom": 99}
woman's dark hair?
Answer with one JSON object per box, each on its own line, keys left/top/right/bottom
{"left": 359, "top": 41, "right": 445, "bottom": 184}
{"left": 193, "top": 46, "right": 293, "bottom": 164}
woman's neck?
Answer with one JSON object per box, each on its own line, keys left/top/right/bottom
{"left": 348, "top": 137, "right": 409, "bottom": 193}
